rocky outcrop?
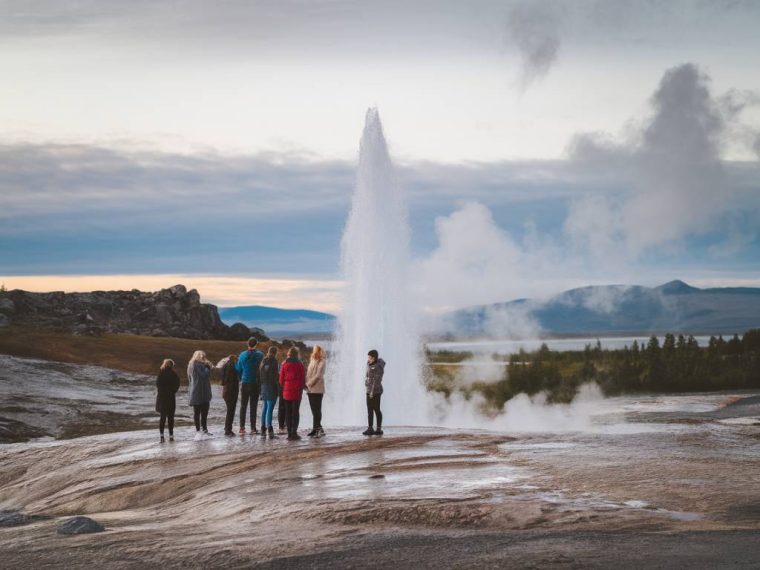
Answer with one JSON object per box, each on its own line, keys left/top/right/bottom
{"left": 0, "top": 285, "right": 268, "bottom": 341}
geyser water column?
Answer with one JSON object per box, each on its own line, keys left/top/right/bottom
{"left": 327, "top": 108, "right": 428, "bottom": 427}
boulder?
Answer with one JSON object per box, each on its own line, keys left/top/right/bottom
{"left": 0, "top": 510, "right": 29, "bottom": 527}
{"left": 57, "top": 516, "right": 105, "bottom": 535}
{"left": 249, "top": 327, "right": 270, "bottom": 342}
{"left": 280, "top": 339, "right": 307, "bottom": 351}
{"left": 186, "top": 289, "right": 201, "bottom": 308}
{"left": 169, "top": 284, "right": 187, "bottom": 298}
{"left": 227, "top": 322, "right": 252, "bottom": 341}
{"left": 0, "top": 298, "right": 15, "bottom": 315}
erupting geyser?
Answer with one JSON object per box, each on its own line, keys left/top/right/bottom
{"left": 326, "top": 108, "right": 427, "bottom": 426}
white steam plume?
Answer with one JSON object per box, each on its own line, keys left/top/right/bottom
{"left": 428, "top": 383, "right": 606, "bottom": 433}
{"left": 566, "top": 63, "right": 760, "bottom": 258}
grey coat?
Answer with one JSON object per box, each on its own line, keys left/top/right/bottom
{"left": 365, "top": 358, "right": 385, "bottom": 396}
{"left": 187, "top": 361, "right": 213, "bottom": 406}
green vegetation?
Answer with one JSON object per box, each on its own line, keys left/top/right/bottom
{"left": 428, "top": 330, "right": 760, "bottom": 410}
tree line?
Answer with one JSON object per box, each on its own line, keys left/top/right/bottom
{"left": 467, "top": 329, "right": 760, "bottom": 409}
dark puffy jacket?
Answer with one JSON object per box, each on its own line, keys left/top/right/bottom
{"left": 279, "top": 357, "right": 305, "bottom": 401}
{"left": 259, "top": 356, "right": 280, "bottom": 401}
{"left": 221, "top": 357, "right": 239, "bottom": 400}
{"left": 365, "top": 358, "right": 385, "bottom": 396}
{"left": 155, "top": 368, "right": 180, "bottom": 414}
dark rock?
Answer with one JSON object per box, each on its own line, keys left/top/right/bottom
{"left": 0, "top": 298, "right": 15, "bottom": 315}
{"left": 0, "top": 510, "right": 29, "bottom": 527}
{"left": 281, "top": 339, "right": 307, "bottom": 351}
{"left": 169, "top": 284, "right": 187, "bottom": 298}
{"left": 187, "top": 289, "right": 201, "bottom": 308}
{"left": 227, "top": 322, "right": 252, "bottom": 341}
{"left": 2, "top": 285, "right": 255, "bottom": 341}
{"left": 57, "top": 516, "right": 105, "bottom": 535}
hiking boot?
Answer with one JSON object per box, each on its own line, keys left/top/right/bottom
{"left": 160, "top": 435, "right": 165, "bottom": 443}
{"left": 307, "top": 429, "right": 317, "bottom": 437}
{"left": 362, "top": 428, "right": 375, "bottom": 436}
{"left": 316, "top": 427, "right": 325, "bottom": 438}
{"left": 203, "top": 429, "right": 212, "bottom": 437}
{"left": 252, "top": 428, "right": 259, "bottom": 435}
{"left": 239, "top": 428, "right": 246, "bottom": 435}
{"left": 260, "top": 427, "right": 267, "bottom": 437}
{"left": 373, "top": 429, "right": 384, "bottom": 436}
{"left": 169, "top": 435, "right": 174, "bottom": 442}
{"left": 268, "top": 426, "right": 275, "bottom": 438}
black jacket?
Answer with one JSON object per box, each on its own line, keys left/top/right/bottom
{"left": 259, "top": 356, "right": 280, "bottom": 401}
{"left": 221, "top": 358, "right": 240, "bottom": 400}
{"left": 155, "top": 368, "right": 180, "bottom": 414}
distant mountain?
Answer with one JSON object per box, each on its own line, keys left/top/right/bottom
{"left": 445, "top": 280, "right": 760, "bottom": 337}
{"left": 219, "top": 306, "right": 336, "bottom": 337}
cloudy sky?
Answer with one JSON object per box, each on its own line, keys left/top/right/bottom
{"left": 1, "top": 0, "right": 759, "bottom": 312}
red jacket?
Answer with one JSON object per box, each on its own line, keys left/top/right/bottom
{"left": 279, "top": 358, "right": 305, "bottom": 401}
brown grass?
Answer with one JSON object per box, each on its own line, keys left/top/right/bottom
{"left": 0, "top": 327, "right": 302, "bottom": 382}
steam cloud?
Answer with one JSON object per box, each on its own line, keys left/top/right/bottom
{"left": 416, "top": 63, "right": 759, "bottom": 336}
{"left": 507, "top": 1, "right": 562, "bottom": 90}
{"left": 566, "top": 63, "right": 759, "bottom": 258}
{"left": 428, "top": 384, "right": 611, "bottom": 433}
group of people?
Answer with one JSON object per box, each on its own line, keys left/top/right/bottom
{"left": 154, "top": 338, "right": 386, "bottom": 442}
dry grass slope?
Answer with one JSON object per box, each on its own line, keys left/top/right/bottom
{"left": 0, "top": 326, "right": 296, "bottom": 381}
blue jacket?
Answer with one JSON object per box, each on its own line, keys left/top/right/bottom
{"left": 236, "top": 349, "right": 264, "bottom": 384}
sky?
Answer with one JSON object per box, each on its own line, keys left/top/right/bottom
{"left": 1, "top": 0, "right": 759, "bottom": 312}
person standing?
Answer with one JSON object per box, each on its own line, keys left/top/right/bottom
{"left": 364, "top": 349, "right": 384, "bottom": 436}
{"left": 221, "top": 354, "right": 239, "bottom": 436}
{"left": 305, "top": 345, "right": 326, "bottom": 438}
{"left": 235, "top": 338, "right": 264, "bottom": 434}
{"left": 258, "top": 346, "right": 280, "bottom": 438}
{"left": 156, "top": 359, "right": 180, "bottom": 443}
{"left": 188, "top": 350, "right": 214, "bottom": 437}
{"left": 277, "top": 377, "right": 286, "bottom": 433}
{"left": 279, "top": 346, "right": 305, "bottom": 441}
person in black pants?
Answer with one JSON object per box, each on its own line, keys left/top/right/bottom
{"left": 305, "top": 345, "right": 326, "bottom": 437}
{"left": 156, "top": 359, "right": 180, "bottom": 443}
{"left": 363, "top": 349, "right": 385, "bottom": 436}
{"left": 194, "top": 402, "right": 210, "bottom": 432}
{"left": 188, "top": 350, "right": 214, "bottom": 437}
{"left": 279, "top": 347, "right": 306, "bottom": 440}
{"left": 277, "top": 383, "right": 286, "bottom": 432}
{"left": 221, "top": 354, "right": 239, "bottom": 436}
{"left": 235, "top": 338, "right": 264, "bottom": 434}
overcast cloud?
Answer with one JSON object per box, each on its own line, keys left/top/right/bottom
{"left": 1, "top": 1, "right": 759, "bottom": 309}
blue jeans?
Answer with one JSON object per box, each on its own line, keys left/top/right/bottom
{"left": 261, "top": 399, "right": 276, "bottom": 429}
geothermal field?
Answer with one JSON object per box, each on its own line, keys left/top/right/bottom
{"left": 1, "top": 111, "right": 760, "bottom": 569}
{"left": 1, "top": 355, "right": 760, "bottom": 568}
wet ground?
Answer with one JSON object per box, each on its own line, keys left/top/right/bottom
{"left": 1, "top": 356, "right": 760, "bottom": 568}
{"left": 0, "top": 355, "right": 161, "bottom": 442}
